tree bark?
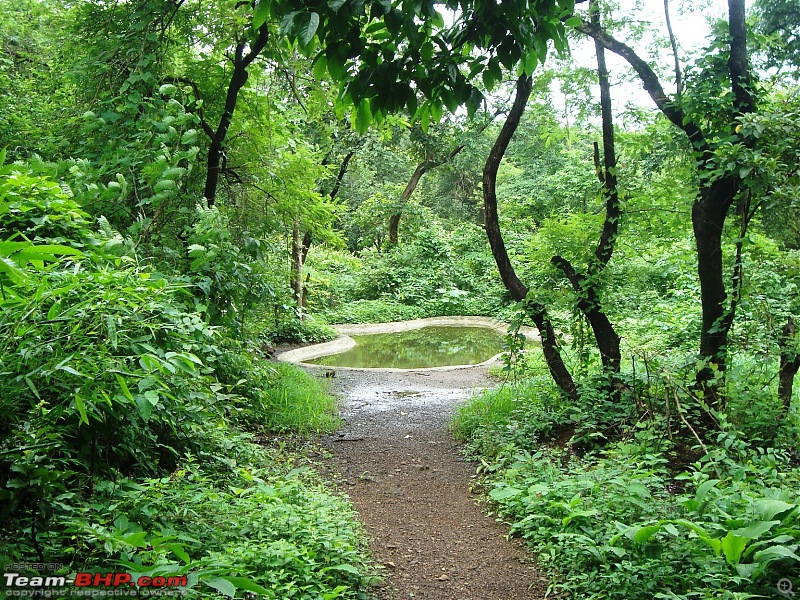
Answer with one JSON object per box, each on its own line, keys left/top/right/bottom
{"left": 551, "top": 255, "right": 621, "bottom": 375}
{"left": 551, "top": 2, "right": 622, "bottom": 390}
{"left": 203, "top": 23, "right": 270, "bottom": 205}
{"left": 577, "top": 0, "right": 756, "bottom": 417}
{"left": 291, "top": 218, "right": 304, "bottom": 317}
{"left": 778, "top": 317, "right": 799, "bottom": 415}
{"left": 483, "top": 75, "right": 578, "bottom": 400}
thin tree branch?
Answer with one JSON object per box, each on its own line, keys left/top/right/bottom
{"left": 576, "top": 21, "right": 708, "bottom": 155}
{"left": 664, "top": 0, "right": 683, "bottom": 96}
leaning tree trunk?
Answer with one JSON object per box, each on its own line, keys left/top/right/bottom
{"left": 483, "top": 75, "right": 578, "bottom": 400}
{"left": 203, "top": 24, "right": 270, "bottom": 205}
{"left": 389, "top": 117, "right": 496, "bottom": 245}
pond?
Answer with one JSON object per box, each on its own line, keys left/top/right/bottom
{"left": 305, "top": 325, "right": 506, "bottom": 369}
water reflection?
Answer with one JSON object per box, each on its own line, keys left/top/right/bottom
{"left": 306, "top": 326, "right": 505, "bottom": 369}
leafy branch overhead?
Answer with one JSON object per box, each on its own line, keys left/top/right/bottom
{"left": 268, "top": 0, "right": 576, "bottom": 130}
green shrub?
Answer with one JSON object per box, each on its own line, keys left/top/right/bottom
{"left": 0, "top": 165, "right": 373, "bottom": 599}
{"left": 0, "top": 159, "right": 95, "bottom": 243}
{"left": 484, "top": 442, "right": 800, "bottom": 599}
{"left": 3, "top": 444, "right": 375, "bottom": 599}
{"left": 455, "top": 367, "right": 800, "bottom": 599}
{"left": 269, "top": 314, "right": 339, "bottom": 344}
{"left": 233, "top": 361, "right": 341, "bottom": 434}
{"left": 319, "top": 298, "right": 425, "bottom": 324}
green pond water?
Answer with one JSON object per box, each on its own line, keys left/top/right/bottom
{"left": 306, "top": 325, "right": 506, "bottom": 369}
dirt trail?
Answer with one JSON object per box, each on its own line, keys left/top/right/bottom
{"left": 318, "top": 366, "right": 546, "bottom": 600}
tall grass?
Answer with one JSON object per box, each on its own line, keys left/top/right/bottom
{"left": 258, "top": 363, "right": 342, "bottom": 433}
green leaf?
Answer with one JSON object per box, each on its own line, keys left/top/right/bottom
{"left": 253, "top": 0, "right": 270, "bottom": 29}
{"left": 105, "top": 315, "right": 118, "bottom": 349}
{"left": 144, "top": 390, "right": 160, "bottom": 406}
{"left": 167, "top": 544, "right": 191, "bottom": 564}
{"left": 115, "top": 374, "right": 133, "bottom": 402}
{"left": 73, "top": 394, "right": 90, "bottom": 426}
{"left": 721, "top": 532, "right": 748, "bottom": 565}
{"left": 0, "top": 255, "right": 30, "bottom": 284}
{"left": 564, "top": 16, "right": 583, "bottom": 27}
{"left": 632, "top": 525, "right": 663, "bottom": 544}
{"left": 752, "top": 545, "right": 800, "bottom": 564}
{"left": 429, "top": 99, "right": 443, "bottom": 123}
{"left": 734, "top": 520, "right": 779, "bottom": 539}
{"left": 313, "top": 55, "right": 328, "bottom": 80}
{"left": 205, "top": 577, "right": 236, "bottom": 597}
{"left": 684, "top": 479, "right": 720, "bottom": 513}
{"left": 489, "top": 485, "right": 523, "bottom": 501}
{"left": 482, "top": 69, "right": 496, "bottom": 91}
{"left": 321, "top": 564, "right": 360, "bottom": 575}
{"left": 522, "top": 51, "right": 537, "bottom": 76}
{"left": 217, "top": 577, "right": 271, "bottom": 595}
{"left": 121, "top": 531, "right": 149, "bottom": 548}
{"left": 753, "top": 499, "right": 796, "bottom": 521}
{"left": 299, "top": 12, "right": 320, "bottom": 47}
{"left": 56, "top": 364, "right": 83, "bottom": 377}
{"left": 355, "top": 100, "right": 373, "bottom": 133}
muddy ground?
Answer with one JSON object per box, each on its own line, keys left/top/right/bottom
{"left": 316, "top": 366, "right": 547, "bottom": 600}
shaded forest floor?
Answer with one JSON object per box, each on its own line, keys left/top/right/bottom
{"left": 317, "top": 366, "right": 547, "bottom": 600}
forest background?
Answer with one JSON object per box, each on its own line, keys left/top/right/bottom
{"left": 1, "top": 0, "right": 799, "bottom": 597}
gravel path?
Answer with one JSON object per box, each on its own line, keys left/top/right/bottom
{"left": 317, "top": 366, "right": 547, "bottom": 600}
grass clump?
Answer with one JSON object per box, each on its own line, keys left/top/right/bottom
{"left": 258, "top": 362, "right": 342, "bottom": 433}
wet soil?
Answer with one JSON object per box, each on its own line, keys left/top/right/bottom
{"left": 317, "top": 366, "right": 547, "bottom": 600}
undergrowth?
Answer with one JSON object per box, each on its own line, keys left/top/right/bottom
{"left": 0, "top": 166, "right": 372, "bottom": 599}
{"left": 453, "top": 352, "right": 800, "bottom": 599}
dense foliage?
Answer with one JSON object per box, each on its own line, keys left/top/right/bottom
{"left": 0, "top": 161, "right": 370, "bottom": 596}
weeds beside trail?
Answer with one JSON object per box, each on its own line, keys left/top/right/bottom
{"left": 452, "top": 371, "right": 800, "bottom": 600}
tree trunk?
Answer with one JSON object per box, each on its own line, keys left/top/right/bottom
{"left": 291, "top": 219, "right": 304, "bottom": 318}
{"left": 389, "top": 122, "right": 486, "bottom": 245}
{"left": 388, "top": 213, "right": 402, "bottom": 246}
{"left": 693, "top": 179, "right": 737, "bottom": 405}
{"left": 550, "top": 3, "right": 622, "bottom": 396}
{"left": 483, "top": 75, "right": 578, "bottom": 400}
{"left": 779, "top": 317, "right": 799, "bottom": 415}
{"left": 203, "top": 24, "right": 270, "bottom": 205}
{"left": 389, "top": 159, "right": 433, "bottom": 245}
{"left": 577, "top": 0, "right": 756, "bottom": 422}
{"left": 551, "top": 256, "right": 621, "bottom": 375}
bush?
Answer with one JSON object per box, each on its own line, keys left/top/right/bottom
{"left": 0, "top": 167, "right": 374, "bottom": 599}
{"left": 269, "top": 314, "right": 339, "bottom": 344}
{"left": 483, "top": 442, "right": 800, "bottom": 600}
{"left": 454, "top": 366, "right": 800, "bottom": 599}
{"left": 319, "top": 299, "right": 425, "bottom": 324}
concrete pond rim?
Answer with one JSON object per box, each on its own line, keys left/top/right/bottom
{"left": 275, "top": 316, "right": 540, "bottom": 373}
